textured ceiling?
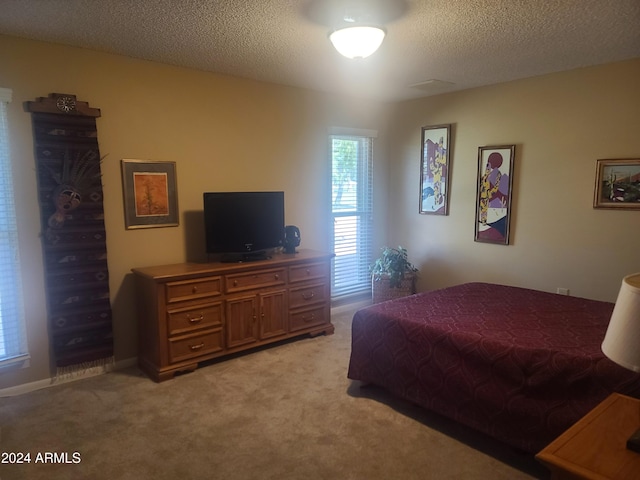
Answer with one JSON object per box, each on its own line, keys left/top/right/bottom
{"left": 0, "top": 0, "right": 639, "bottom": 102}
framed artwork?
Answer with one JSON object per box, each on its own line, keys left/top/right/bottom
{"left": 419, "top": 124, "right": 451, "bottom": 215}
{"left": 593, "top": 158, "right": 640, "bottom": 209}
{"left": 475, "top": 145, "right": 515, "bottom": 245}
{"left": 121, "top": 159, "right": 179, "bottom": 229}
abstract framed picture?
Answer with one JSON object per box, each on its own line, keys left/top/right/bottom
{"left": 593, "top": 158, "right": 640, "bottom": 209}
{"left": 419, "top": 124, "right": 451, "bottom": 215}
{"left": 474, "top": 145, "right": 515, "bottom": 245}
{"left": 121, "top": 159, "right": 179, "bottom": 229}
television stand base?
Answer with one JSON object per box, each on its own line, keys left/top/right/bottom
{"left": 220, "top": 252, "right": 271, "bottom": 263}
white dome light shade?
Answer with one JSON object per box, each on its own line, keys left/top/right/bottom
{"left": 329, "top": 26, "right": 386, "bottom": 59}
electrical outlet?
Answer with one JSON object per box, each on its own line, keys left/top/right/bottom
{"left": 556, "top": 287, "right": 570, "bottom": 295}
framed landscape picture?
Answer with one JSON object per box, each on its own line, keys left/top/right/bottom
{"left": 419, "top": 124, "right": 451, "bottom": 215}
{"left": 474, "top": 145, "right": 515, "bottom": 245}
{"left": 121, "top": 159, "right": 179, "bottom": 229}
{"left": 593, "top": 158, "right": 640, "bottom": 209}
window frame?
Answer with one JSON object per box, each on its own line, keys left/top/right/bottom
{"left": 329, "top": 127, "right": 376, "bottom": 301}
{"left": 0, "top": 87, "right": 30, "bottom": 370}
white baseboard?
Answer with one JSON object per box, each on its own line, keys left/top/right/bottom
{"left": 0, "top": 357, "right": 137, "bottom": 397}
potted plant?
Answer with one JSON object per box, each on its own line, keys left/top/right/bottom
{"left": 370, "top": 246, "right": 418, "bottom": 303}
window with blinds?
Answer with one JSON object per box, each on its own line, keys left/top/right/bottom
{"left": 0, "top": 87, "right": 29, "bottom": 369}
{"left": 330, "top": 133, "right": 374, "bottom": 300}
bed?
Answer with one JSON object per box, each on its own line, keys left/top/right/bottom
{"left": 347, "top": 282, "right": 640, "bottom": 453}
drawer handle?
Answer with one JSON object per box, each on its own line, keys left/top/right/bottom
{"left": 274, "top": 274, "right": 279, "bottom": 280}
{"left": 192, "top": 286, "right": 198, "bottom": 294}
{"left": 302, "top": 314, "right": 315, "bottom": 322}
{"left": 189, "top": 343, "right": 205, "bottom": 351}
{"left": 306, "top": 269, "right": 311, "bottom": 275}
{"left": 233, "top": 280, "right": 238, "bottom": 287}
{"left": 302, "top": 292, "right": 315, "bottom": 300}
{"left": 187, "top": 313, "right": 204, "bottom": 323}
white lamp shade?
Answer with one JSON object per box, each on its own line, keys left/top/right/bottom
{"left": 602, "top": 273, "right": 640, "bottom": 372}
{"left": 329, "top": 26, "right": 386, "bottom": 59}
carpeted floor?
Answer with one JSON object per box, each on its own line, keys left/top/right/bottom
{"left": 0, "top": 304, "right": 549, "bottom": 479}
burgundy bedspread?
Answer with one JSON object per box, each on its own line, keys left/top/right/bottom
{"left": 347, "top": 282, "right": 640, "bottom": 453}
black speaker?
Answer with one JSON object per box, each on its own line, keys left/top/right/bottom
{"left": 283, "top": 225, "right": 300, "bottom": 254}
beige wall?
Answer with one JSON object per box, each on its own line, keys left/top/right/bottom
{"left": 387, "top": 59, "right": 640, "bottom": 301}
{"left": 0, "top": 35, "right": 390, "bottom": 390}
{"left": 2, "top": 33, "right": 638, "bottom": 392}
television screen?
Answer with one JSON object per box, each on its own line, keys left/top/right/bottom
{"left": 203, "top": 191, "right": 285, "bottom": 261}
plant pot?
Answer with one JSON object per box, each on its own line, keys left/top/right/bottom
{"left": 372, "top": 273, "right": 416, "bottom": 303}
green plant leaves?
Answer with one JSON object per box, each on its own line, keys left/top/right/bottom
{"left": 370, "top": 245, "right": 418, "bottom": 288}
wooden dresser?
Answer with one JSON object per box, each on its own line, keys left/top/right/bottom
{"left": 132, "top": 249, "right": 334, "bottom": 381}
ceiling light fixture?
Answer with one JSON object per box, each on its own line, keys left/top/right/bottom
{"left": 329, "top": 25, "right": 386, "bottom": 59}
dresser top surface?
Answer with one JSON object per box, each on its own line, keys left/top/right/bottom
{"left": 132, "top": 249, "right": 333, "bottom": 280}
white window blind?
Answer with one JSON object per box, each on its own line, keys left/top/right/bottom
{"left": 0, "top": 87, "right": 29, "bottom": 368}
{"left": 330, "top": 132, "right": 374, "bottom": 300}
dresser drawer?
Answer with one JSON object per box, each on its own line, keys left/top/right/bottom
{"left": 168, "top": 329, "right": 224, "bottom": 363}
{"left": 167, "top": 302, "right": 223, "bottom": 336}
{"left": 289, "top": 262, "right": 328, "bottom": 284}
{"left": 225, "top": 268, "right": 286, "bottom": 293}
{"left": 289, "top": 305, "right": 328, "bottom": 332}
{"left": 289, "top": 283, "right": 327, "bottom": 310}
{"left": 165, "top": 277, "right": 222, "bottom": 303}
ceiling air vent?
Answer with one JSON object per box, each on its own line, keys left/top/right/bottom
{"left": 409, "top": 79, "right": 455, "bottom": 93}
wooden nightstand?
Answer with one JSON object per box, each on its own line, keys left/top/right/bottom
{"left": 536, "top": 393, "right": 640, "bottom": 479}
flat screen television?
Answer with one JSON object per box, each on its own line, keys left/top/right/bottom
{"left": 203, "top": 191, "right": 285, "bottom": 262}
